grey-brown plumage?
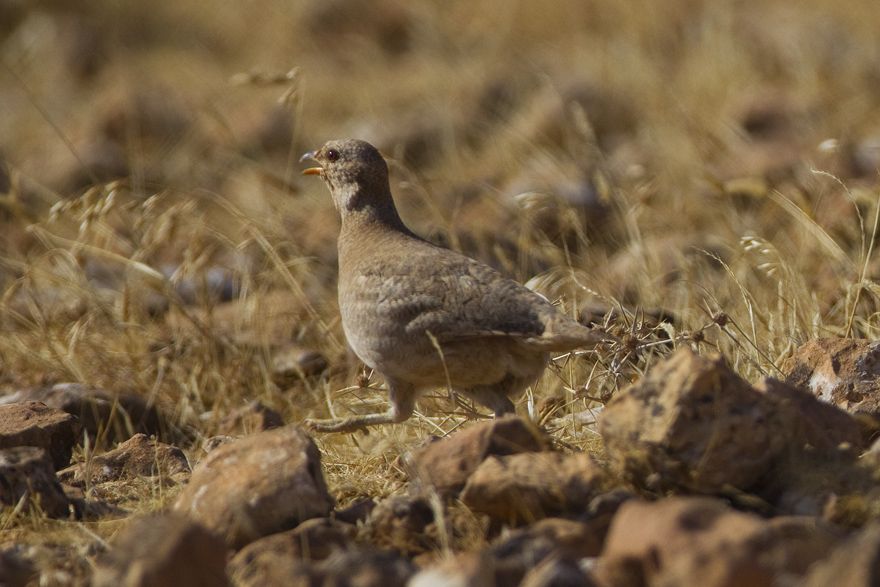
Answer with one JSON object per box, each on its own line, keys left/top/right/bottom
{"left": 301, "top": 139, "right": 608, "bottom": 432}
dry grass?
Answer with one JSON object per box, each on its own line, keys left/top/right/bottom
{"left": 1, "top": 0, "right": 880, "bottom": 580}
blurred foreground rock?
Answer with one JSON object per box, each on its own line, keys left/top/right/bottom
{"left": 406, "top": 415, "right": 550, "bottom": 498}
{"left": 596, "top": 497, "right": 841, "bottom": 587}
{"left": 92, "top": 513, "right": 228, "bottom": 587}
{"left": 804, "top": 522, "right": 880, "bottom": 587}
{"left": 58, "top": 433, "right": 190, "bottom": 487}
{"left": 0, "top": 401, "right": 80, "bottom": 470}
{"left": 173, "top": 425, "right": 333, "bottom": 548}
{"left": 0, "top": 446, "right": 69, "bottom": 517}
{"left": 227, "top": 518, "right": 356, "bottom": 586}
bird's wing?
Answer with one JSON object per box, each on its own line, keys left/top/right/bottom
{"left": 370, "top": 249, "right": 598, "bottom": 350}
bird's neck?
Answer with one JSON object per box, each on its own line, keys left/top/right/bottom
{"left": 336, "top": 182, "right": 410, "bottom": 235}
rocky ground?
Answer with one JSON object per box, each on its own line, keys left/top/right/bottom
{"left": 2, "top": 1, "right": 880, "bottom": 586}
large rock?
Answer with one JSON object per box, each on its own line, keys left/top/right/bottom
{"left": 460, "top": 451, "right": 606, "bottom": 524}
{"left": 406, "top": 416, "right": 550, "bottom": 498}
{"left": 0, "top": 446, "right": 70, "bottom": 518}
{"left": 173, "top": 425, "right": 333, "bottom": 548}
{"left": 364, "top": 495, "right": 437, "bottom": 555}
{"left": 58, "top": 433, "right": 190, "bottom": 487}
{"left": 599, "top": 348, "right": 789, "bottom": 492}
{"left": 804, "top": 522, "right": 880, "bottom": 587}
{"left": 1, "top": 383, "right": 164, "bottom": 443}
{"left": 755, "top": 377, "right": 862, "bottom": 454}
{"left": 92, "top": 513, "right": 228, "bottom": 587}
{"left": 228, "top": 518, "right": 355, "bottom": 587}
{"left": 782, "top": 338, "right": 880, "bottom": 418}
{"left": 596, "top": 497, "right": 841, "bottom": 587}
{"left": 0, "top": 401, "right": 80, "bottom": 470}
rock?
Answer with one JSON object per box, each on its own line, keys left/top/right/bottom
{"left": 228, "top": 518, "right": 356, "bottom": 586}
{"left": 217, "top": 401, "right": 284, "bottom": 436}
{"left": 58, "top": 433, "right": 190, "bottom": 487}
{"left": 0, "top": 446, "right": 70, "bottom": 518}
{"left": 599, "top": 348, "right": 788, "bottom": 492}
{"left": 311, "top": 548, "right": 415, "bottom": 587}
{"left": 173, "top": 425, "right": 333, "bottom": 549}
{"left": 461, "top": 451, "right": 606, "bottom": 524}
{"left": 408, "top": 552, "right": 495, "bottom": 587}
{"left": 406, "top": 416, "right": 550, "bottom": 498}
{"left": 271, "top": 345, "right": 329, "bottom": 385}
{"left": 596, "top": 497, "right": 841, "bottom": 587}
{"left": 488, "top": 518, "right": 603, "bottom": 585}
{"left": 1, "top": 383, "right": 164, "bottom": 443}
{"left": 0, "top": 547, "right": 37, "bottom": 587}
{"left": 92, "top": 513, "right": 228, "bottom": 587}
{"left": 0, "top": 401, "right": 80, "bottom": 470}
{"left": 804, "top": 522, "right": 880, "bottom": 587}
{"left": 364, "top": 495, "right": 437, "bottom": 555}
{"left": 755, "top": 377, "right": 863, "bottom": 455}
{"left": 520, "top": 556, "right": 595, "bottom": 587}
{"left": 782, "top": 338, "right": 880, "bottom": 418}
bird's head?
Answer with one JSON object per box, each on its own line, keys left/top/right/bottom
{"left": 300, "top": 139, "right": 392, "bottom": 214}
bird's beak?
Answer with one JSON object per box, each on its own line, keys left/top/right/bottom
{"left": 299, "top": 150, "right": 323, "bottom": 176}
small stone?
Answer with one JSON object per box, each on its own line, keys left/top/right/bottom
{"left": 173, "top": 425, "right": 333, "bottom": 549}
{"left": 0, "top": 446, "right": 70, "bottom": 518}
{"left": 599, "top": 348, "right": 789, "bottom": 492}
{"left": 271, "top": 345, "right": 329, "bottom": 385}
{"left": 58, "top": 433, "right": 190, "bottom": 487}
{"left": 217, "top": 401, "right": 284, "bottom": 436}
{"left": 92, "top": 513, "right": 228, "bottom": 587}
{"left": 364, "top": 495, "right": 437, "bottom": 555}
{"left": 406, "top": 416, "right": 550, "bottom": 498}
{"left": 0, "top": 401, "right": 80, "bottom": 470}
{"left": 461, "top": 451, "right": 606, "bottom": 524}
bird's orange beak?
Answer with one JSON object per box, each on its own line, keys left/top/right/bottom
{"left": 299, "top": 150, "right": 323, "bottom": 176}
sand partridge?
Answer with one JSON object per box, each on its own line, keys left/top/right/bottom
{"left": 301, "top": 139, "right": 608, "bottom": 432}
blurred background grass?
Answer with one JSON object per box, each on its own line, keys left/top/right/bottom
{"left": 2, "top": 0, "right": 880, "bottom": 547}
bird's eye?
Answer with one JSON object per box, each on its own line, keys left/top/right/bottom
{"left": 326, "top": 149, "right": 340, "bottom": 162}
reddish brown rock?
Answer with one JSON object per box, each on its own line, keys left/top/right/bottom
{"left": 173, "top": 425, "right": 333, "bottom": 549}
{"left": 599, "top": 348, "right": 788, "bottom": 492}
{"left": 406, "top": 416, "right": 550, "bottom": 498}
{"left": 0, "top": 547, "right": 36, "bottom": 587}
{"left": 596, "top": 497, "right": 841, "bottom": 587}
{"left": 58, "top": 433, "right": 190, "bottom": 487}
{"left": 0, "top": 446, "right": 70, "bottom": 518}
{"left": 804, "top": 522, "right": 880, "bottom": 587}
{"left": 2, "top": 383, "right": 164, "bottom": 443}
{"left": 228, "top": 518, "right": 355, "bottom": 586}
{"left": 756, "top": 377, "right": 862, "bottom": 454}
{"left": 782, "top": 338, "right": 880, "bottom": 417}
{"left": 461, "top": 451, "right": 606, "bottom": 524}
{"left": 217, "top": 401, "right": 284, "bottom": 436}
{"left": 0, "top": 402, "right": 80, "bottom": 470}
{"left": 92, "top": 513, "right": 228, "bottom": 587}
{"left": 520, "top": 556, "right": 596, "bottom": 587}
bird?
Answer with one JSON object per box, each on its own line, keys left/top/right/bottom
{"left": 300, "top": 139, "right": 610, "bottom": 432}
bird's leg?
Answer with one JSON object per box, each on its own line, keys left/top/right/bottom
{"left": 304, "top": 379, "right": 417, "bottom": 433}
